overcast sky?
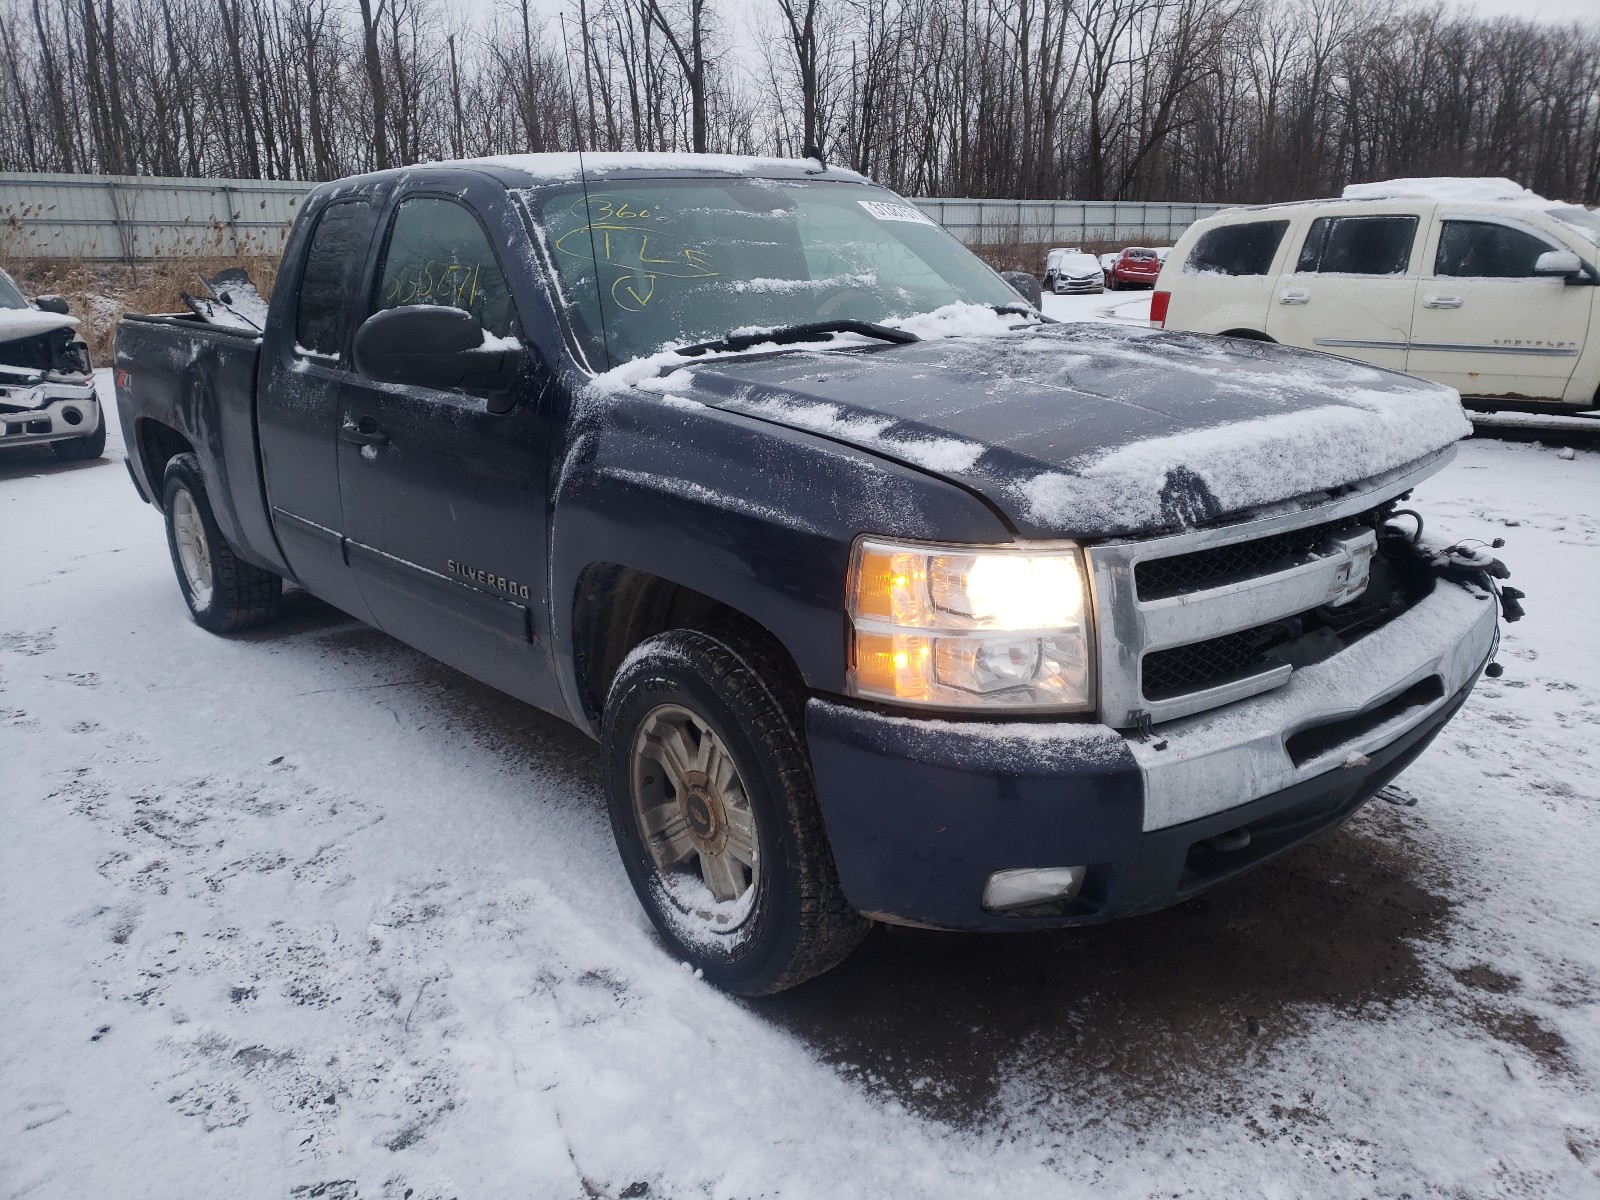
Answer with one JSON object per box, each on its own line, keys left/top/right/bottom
{"left": 1467, "top": 0, "right": 1600, "bottom": 20}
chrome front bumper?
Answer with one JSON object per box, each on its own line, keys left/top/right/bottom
{"left": 1130, "top": 577, "right": 1497, "bottom": 831}
{"left": 0, "top": 390, "right": 100, "bottom": 447}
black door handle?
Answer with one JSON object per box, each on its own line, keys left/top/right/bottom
{"left": 340, "top": 415, "right": 389, "bottom": 447}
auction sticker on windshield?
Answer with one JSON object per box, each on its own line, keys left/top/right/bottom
{"left": 859, "top": 200, "right": 936, "bottom": 226}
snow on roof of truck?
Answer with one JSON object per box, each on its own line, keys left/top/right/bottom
{"left": 434, "top": 152, "right": 868, "bottom": 184}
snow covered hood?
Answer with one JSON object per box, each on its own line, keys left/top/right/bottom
{"left": 652, "top": 324, "right": 1471, "bottom": 539}
{"left": 0, "top": 307, "right": 79, "bottom": 344}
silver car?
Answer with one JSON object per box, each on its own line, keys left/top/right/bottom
{"left": 1051, "top": 251, "right": 1105, "bottom": 294}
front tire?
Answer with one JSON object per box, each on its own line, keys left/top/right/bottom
{"left": 50, "top": 407, "right": 107, "bottom": 461}
{"left": 162, "top": 453, "right": 282, "bottom": 633}
{"left": 602, "top": 625, "right": 867, "bottom": 995}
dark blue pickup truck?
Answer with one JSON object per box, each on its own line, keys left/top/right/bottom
{"left": 114, "top": 153, "right": 1514, "bottom": 994}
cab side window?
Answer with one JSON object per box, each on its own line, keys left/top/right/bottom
{"left": 1185, "top": 220, "right": 1289, "bottom": 276}
{"left": 1296, "top": 215, "right": 1417, "bottom": 275}
{"left": 295, "top": 201, "right": 375, "bottom": 358}
{"left": 374, "top": 197, "right": 514, "bottom": 337}
{"left": 1434, "top": 221, "right": 1556, "bottom": 278}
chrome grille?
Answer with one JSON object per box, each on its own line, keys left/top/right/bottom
{"left": 1086, "top": 451, "right": 1452, "bottom": 728}
{"left": 1134, "top": 507, "right": 1383, "bottom": 601}
{"left": 1141, "top": 622, "right": 1287, "bottom": 701}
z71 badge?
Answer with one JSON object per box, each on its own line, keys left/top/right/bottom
{"left": 448, "top": 559, "right": 531, "bottom": 600}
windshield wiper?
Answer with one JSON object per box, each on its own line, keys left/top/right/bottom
{"left": 991, "top": 302, "right": 1051, "bottom": 322}
{"left": 676, "top": 319, "right": 919, "bottom": 358}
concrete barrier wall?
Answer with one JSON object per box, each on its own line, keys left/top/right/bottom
{"left": 0, "top": 171, "right": 1225, "bottom": 262}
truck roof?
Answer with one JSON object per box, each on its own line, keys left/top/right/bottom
{"left": 317, "top": 152, "right": 870, "bottom": 196}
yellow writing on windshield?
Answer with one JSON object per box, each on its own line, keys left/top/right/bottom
{"left": 552, "top": 195, "right": 718, "bottom": 310}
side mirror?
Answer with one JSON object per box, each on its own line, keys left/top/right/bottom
{"left": 34, "top": 294, "right": 69, "bottom": 315}
{"left": 1533, "top": 249, "right": 1583, "bottom": 278}
{"left": 1000, "top": 270, "right": 1043, "bottom": 309}
{"left": 353, "top": 305, "right": 525, "bottom": 401}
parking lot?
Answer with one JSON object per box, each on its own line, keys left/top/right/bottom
{"left": 3, "top": 363, "right": 1596, "bottom": 1199}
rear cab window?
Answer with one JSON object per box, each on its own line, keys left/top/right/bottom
{"left": 1184, "top": 221, "right": 1289, "bottom": 276}
{"left": 295, "top": 200, "right": 377, "bottom": 360}
{"left": 1296, "top": 215, "right": 1418, "bottom": 275}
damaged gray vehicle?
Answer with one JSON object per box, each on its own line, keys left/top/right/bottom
{"left": 0, "top": 268, "right": 102, "bottom": 461}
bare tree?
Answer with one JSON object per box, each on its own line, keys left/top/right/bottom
{"left": 0, "top": 0, "right": 1592, "bottom": 209}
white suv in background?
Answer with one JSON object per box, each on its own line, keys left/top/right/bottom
{"left": 1152, "top": 179, "right": 1600, "bottom": 412}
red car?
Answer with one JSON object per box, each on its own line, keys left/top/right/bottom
{"left": 1107, "top": 247, "right": 1162, "bottom": 290}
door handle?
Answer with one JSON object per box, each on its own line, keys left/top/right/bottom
{"left": 1279, "top": 287, "right": 1310, "bottom": 305}
{"left": 1423, "top": 293, "right": 1463, "bottom": 309}
{"left": 340, "top": 415, "right": 389, "bottom": 447}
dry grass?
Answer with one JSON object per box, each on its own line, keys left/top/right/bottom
{"left": 2, "top": 231, "right": 1127, "bottom": 363}
{"left": 2, "top": 208, "right": 281, "bottom": 361}
{"left": 2, "top": 254, "right": 279, "bottom": 362}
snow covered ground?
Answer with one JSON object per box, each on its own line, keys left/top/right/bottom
{"left": 2, "top": 353, "right": 1597, "bottom": 1199}
{"left": 1042, "top": 289, "right": 1152, "bottom": 326}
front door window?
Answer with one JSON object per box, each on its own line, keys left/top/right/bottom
{"left": 373, "top": 197, "right": 515, "bottom": 339}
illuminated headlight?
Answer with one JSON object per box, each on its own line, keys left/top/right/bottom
{"left": 846, "top": 536, "right": 1095, "bottom": 711}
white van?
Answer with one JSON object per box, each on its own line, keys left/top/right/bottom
{"left": 1153, "top": 179, "right": 1600, "bottom": 411}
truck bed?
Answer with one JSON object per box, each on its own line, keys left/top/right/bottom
{"left": 113, "top": 312, "right": 287, "bottom": 576}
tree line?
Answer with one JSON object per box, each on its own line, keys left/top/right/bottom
{"left": 0, "top": 0, "right": 1596, "bottom": 205}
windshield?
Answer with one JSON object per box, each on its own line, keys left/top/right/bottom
{"left": 530, "top": 177, "right": 1019, "bottom": 369}
{"left": 1547, "top": 206, "right": 1600, "bottom": 247}
{"left": 0, "top": 270, "right": 27, "bottom": 309}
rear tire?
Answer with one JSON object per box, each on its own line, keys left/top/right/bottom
{"left": 602, "top": 624, "right": 868, "bottom": 995}
{"left": 161, "top": 452, "right": 282, "bottom": 633}
{"left": 50, "top": 407, "right": 107, "bottom": 461}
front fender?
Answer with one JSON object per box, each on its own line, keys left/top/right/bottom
{"left": 547, "top": 383, "right": 1013, "bottom": 726}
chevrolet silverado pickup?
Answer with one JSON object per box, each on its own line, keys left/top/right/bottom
{"left": 114, "top": 154, "right": 1518, "bottom": 994}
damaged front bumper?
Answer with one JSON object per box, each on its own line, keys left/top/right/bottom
{"left": 0, "top": 380, "right": 100, "bottom": 448}
{"left": 805, "top": 573, "right": 1499, "bottom": 931}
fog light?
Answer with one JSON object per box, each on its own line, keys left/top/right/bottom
{"left": 61, "top": 406, "right": 83, "bottom": 426}
{"left": 982, "top": 866, "right": 1086, "bottom": 912}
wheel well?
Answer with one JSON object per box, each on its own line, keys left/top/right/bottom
{"left": 571, "top": 565, "right": 801, "bottom": 725}
{"left": 1218, "top": 328, "right": 1274, "bottom": 342}
{"left": 135, "top": 419, "right": 193, "bottom": 506}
